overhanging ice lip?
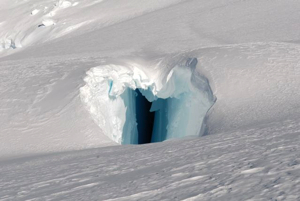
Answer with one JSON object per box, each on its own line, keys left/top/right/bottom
{"left": 80, "top": 56, "right": 215, "bottom": 144}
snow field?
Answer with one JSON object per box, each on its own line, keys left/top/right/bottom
{"left": 0, "top": 0, "right": 300, "bottom": 199}
{"left": 0, "top": 118, "right": 299, "bottom": 200}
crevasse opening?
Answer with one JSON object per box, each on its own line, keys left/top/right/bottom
{"left": 122, "top": 88, "right": 171, "bottom": 144}
{"left": 80, "top": 57, "right": 215, "bottom": 144}
{"left": 134, "top": 89, "right": 155, "bottom": 144}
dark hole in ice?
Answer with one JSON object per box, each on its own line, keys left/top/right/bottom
{"left": 117, "top": 58, "right": 214, "bottom": 144}
{"left": 135, "top": 90, "right": 155, "bottom": 144}
{"left": 122, "top": 89, "right": 170, "bottom": 144}
{"left": 81, "top": 58, "right": 215, "bottom": 145}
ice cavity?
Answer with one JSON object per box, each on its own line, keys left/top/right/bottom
{"left": 80, "top": 57, "right": 215, "bottom": 144}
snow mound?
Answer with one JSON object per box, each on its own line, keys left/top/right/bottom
{"left": 31, "top": 9, "right": 40, "bottom": 16}
{"left": 56, "top": 0, "right": 72, "bottom": 9}
{"left": 80, "top": 56, "right": 215, "bottom": 144}
{"left": 39, "top": 19, "right": 56, "bottom": 27}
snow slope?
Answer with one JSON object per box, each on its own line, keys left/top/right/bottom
{"left": 1, "top": 0, "right": 300, "bottom": 157}
{"left": 4, "top": 0, "right": 300, "bottom": 59}
{"left": 0, "top": 56, "right": 115, "bottom": 158}
{"left": 194, "top": 42, "right": 300, "bottom": 134}
{"left": 0, "top": 119, "right": 299, "bottom": 200}
{"left": 0, "top": 0, "right": 183, "bottom": 56}
{"left": 0, "top": 0, "right": 300, "bottom": 199}
{"left": 2, "top": 42, "right": 299, "bottom": 157}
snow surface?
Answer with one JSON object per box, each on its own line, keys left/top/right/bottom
{"left": 0, "top": 0, "right": 300, "bottom": 200}
{"left": 0, "top": 120, "right": 299, "bottom": 200}
{"left": 0, "top": 56, "right": 115, "bottom": 158}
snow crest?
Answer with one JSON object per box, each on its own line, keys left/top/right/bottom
{"left": 80, "top": 57, "right": 215, "bottom": 144}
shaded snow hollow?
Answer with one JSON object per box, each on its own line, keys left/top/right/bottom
{"left": 80, "top": 57, "right": 215, "bottom": 144}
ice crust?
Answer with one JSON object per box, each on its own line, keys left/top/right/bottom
{"left": 80, "top": 57, "right": 215, "bottom": 144}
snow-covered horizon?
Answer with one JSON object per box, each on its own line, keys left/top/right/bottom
{"left": 0, "top": 0, "right": 300, "bottom": 200}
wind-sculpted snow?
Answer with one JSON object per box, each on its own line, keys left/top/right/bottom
{"left": 80, "top": 56, "right": 215, "bottom": 144}
{"left": 0, "top": 0, "right": 184, "bottom": 56}
{"left": 0, "top": 119, "right": 299, "bottom": 201}
{"left": 0, "top": 57, "right": 116, "bottom": 159}
{"left": 193, "top": 42, "right": 300, "bottom": 135}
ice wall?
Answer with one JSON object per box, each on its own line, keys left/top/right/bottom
{"left": 80, "top": 57, "right": 215, "bottom": 144}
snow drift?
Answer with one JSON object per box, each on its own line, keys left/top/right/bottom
{"left": 80, "top": 57, "right": 215, "bottom": 144}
